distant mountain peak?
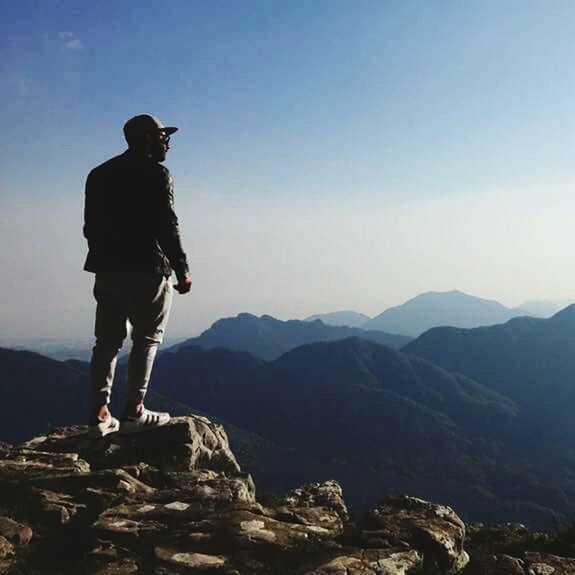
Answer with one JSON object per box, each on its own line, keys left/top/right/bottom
{"left": 304, "top": 310, "right": 371, "bottom": 328}
{"left": 364, "top": 290, "right": 531, "bottom": 337}
{"left": 236, "top": 312, "right": 258, "bottom": 320}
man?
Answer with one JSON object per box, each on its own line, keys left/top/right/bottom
{"left": 83, "top": 114, "right": 192, "bottom": 437}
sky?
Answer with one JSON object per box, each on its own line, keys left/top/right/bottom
{"left": 1, "top": 0, "right": 575, "bottom": 341}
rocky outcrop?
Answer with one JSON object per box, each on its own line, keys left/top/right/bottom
{"left": 525, "top": 552, "right": 575, "bottom": 574}
{"left": 363, "top": 495, "right": 468, "bottom": 573}
{"left": 0, "top": 414, "right": 572, "bottom": 574}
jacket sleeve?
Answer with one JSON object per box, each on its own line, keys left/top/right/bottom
{"left": 154, "top": 166, "right": 190, "bottom": 281}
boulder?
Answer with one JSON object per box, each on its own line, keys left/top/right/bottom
{"left": 0, "top": 537, "right": 14, "bottom": 560}
{"left": 278, "top": 480, "right": 350, "bottom": 523}
{"left": 29, "top": 416, "right": 241, "bottom": 474}
{"left": 10, "top": 414, "right": 571, "bottom": 574}
{"left": 0, "top": 517, "right": 33, "bottom": 545}
{"left": 155, "top": 548, "right": 227, "bottom": 570}
{"left": 363, "top": 495, "right": 469, "bottom": 573}
{"left": 525, "top": 551, "right": 575, "bottom": 574}
{"left": 303, "top": 548, "right": 423, "bottom": 575}
{"left": 463, "top": 553, "right": 525, "bottom": 574}
{"left": 155, "top": 469, "right": 256, "bottom": 504}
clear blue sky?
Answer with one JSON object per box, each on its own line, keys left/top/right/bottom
{"left": 1, "top": 1, "right": 574, "bottom": 340}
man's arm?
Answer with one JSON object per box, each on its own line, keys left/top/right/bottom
{"left": 83, "top": 170, "right": 96, "bottom": 241}
{"left": 154, "top": 167, "right": 192, "bottom": 293}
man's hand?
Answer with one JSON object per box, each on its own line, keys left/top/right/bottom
{"left": 174, "top": 276, "right": 192, "bottom": 294}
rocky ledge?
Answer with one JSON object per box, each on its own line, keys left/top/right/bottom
{"left": 0, "top": 415, "right": 573, "bottom": 574}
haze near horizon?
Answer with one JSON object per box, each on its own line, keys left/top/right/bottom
{"left": 1, "top": 1, "right": 574, "bottom": 341}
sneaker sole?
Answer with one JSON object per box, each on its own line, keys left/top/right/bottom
{"left": 87, "top": 420, "right": 120, "bottom": 438}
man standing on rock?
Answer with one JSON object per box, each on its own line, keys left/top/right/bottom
{"left": 83, "top": 114, "right": 192, "bottom": 437}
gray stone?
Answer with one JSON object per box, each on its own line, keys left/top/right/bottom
{"left": 0, "top": 537, "right": 14, "bottom": 560}
{"left": 28, "top": 416, "right": 242, "bottom": 476}
{"left": 90, "top": 558, "right": 139, "bottom": 574}
{"left": 34, "top": 468, "right": 154, "bottom": 495}
{"left": 154, "top": 470, "right": 256, "bottom": 505}
{"left": 0, "top": 517, "right": 33, "bottom": 545}
{"left": 0, "top": 447, "right": 90, "bottom": 473}
{"left": 93, "top": 514, "right": 166, "bottom": 541}
{"left": 155, "top": 547, "right": 227, "bottom": 569}
{"left": 279, "top": 480, "right": 349, "bottom": 523}
{"left": 304, "top": 548, "right": 423, "bottom": 575}
{"left": 463, "top": 554, "right": 525, "bottom": 575}
{"left": 29, "top": 488, "right": 87, "bottom": 526}
{"left": 525, "top": 552, "right": 575, "bottom": 575}
{"left": 363, "top": 495, "right": 469, "bottom": 573}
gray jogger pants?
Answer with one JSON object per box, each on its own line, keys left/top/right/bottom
{"left": 89, "top": 271, "right": 173, "bottom": 414}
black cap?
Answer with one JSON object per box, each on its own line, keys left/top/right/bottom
{"left": 123, "top": 114, "right": 178, "bottom": 143}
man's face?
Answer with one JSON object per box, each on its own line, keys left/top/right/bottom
{"left": 148, "top": 130, "right": 171, "bottom": 162}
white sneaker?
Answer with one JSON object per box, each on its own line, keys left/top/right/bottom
{"left": 87, "top": 414, "right": 120, "bottom": 438}
{"left": 120, "top": 408, "right": 170, "bottom": 434}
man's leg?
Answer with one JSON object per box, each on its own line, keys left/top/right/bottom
{"left": 90, "top": 274, "right": 128, "bottom": 422}
{"left": 124, "top": 274, "right": 173, "bottom": 417}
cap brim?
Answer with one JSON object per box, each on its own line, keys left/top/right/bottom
{"left": 159, "top": 127, "right": 178, "bottom": 135}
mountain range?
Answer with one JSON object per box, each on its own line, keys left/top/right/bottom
{"left": 151, "top": 336, "right": 575, "bottom": 527}
{"left": 3, "top": 291, "right": 571, "bottom": 363}
{"left": 169, "top": 312, "right": 411, "bottom": 359}
{"left": 4, "top": 299, "right": 575, "bottom": 528}
{"left": 306, "top": 291, "right": 573, "bottom": 336}
{"left": 405, "top": 304, "right": 575, "bottom": 404}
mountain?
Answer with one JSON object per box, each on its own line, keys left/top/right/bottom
{"left": 4, "top": 335, "right": 575, "bottom": 527}
{"left": 404, "top": 304, "right": 575, "bottom": 404}
{"left": 364, "top": 290, "right": 530, "bottom": 336}
{"left": 168, "top": 313, "right": 411, "bottom": 359}
{"left": 304, "top": 310, "right": 371, "bottom": 328}
{"left": 0, "top": 348, "right": 91, "bottom": 442}
{"left": 0, "top": 347, "right": 377, "bottom": 509}
{"left": 516, "top": 299, "right": 574, "bottom": 318}
{"left": 404, "top": 305, "right": 575, "bottom": 521}
{"left": 151, "top": 339, "right": 571, "bottom": 525}
{"left": 0, "top": 338, "right": 96, "bottom": 361}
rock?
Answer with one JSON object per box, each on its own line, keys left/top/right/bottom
{"left": 0, "top": 447, "right": 90, "bottom": 474}
{"left": 121, "top": 416, "right": 241, "bottom": 473}
{"left": 0, "top": 517, "right": 33, "bottom": 545}
{"left": 31, "top": 468, "right": 155, "bottom": 495}
{"left": 303, "top": 548, "right": 423, "bottom": 575}
{"left": 463, "top": 554, "right": 525, "bottom": 574}
{"left": 278, "top": 480, "right": 350, "bottom": 523}
{"left": 89, "top": 558, "right": 139, "bottom": 574}
{"left": 152, "top": 505, "right": 343, "bottom": 565}
{"left": 0, "top": 451, "right": 90, "bottom": 489}
{"left": 0, "top": 414, "right": 517, "bottom": 574}
{"left": 31, "top": 416, "right": 241, "bottom": 474}
{"left": 363, "top": 495, "right": 469, "bottom": 573}
{"left": 525, "top": 552, "right": 575, "bottom": 574}
{"left": 93, "top": 513, "right": 166, "bottom": 542}
{"left": 28, "top": 488, "right": 87, "bottom": 526}
{"left": 155, "top": 548, "right": 227, "bottom": 569}
{"left": 0, "top": 537, "right": 14, "bottom": 560}
{"left": 157, "top": 469, "right": 256, "bottom": 504}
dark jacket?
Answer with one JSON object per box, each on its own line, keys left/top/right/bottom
{"left": 83, "top": 149, "right": 189, "bottom": 281}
